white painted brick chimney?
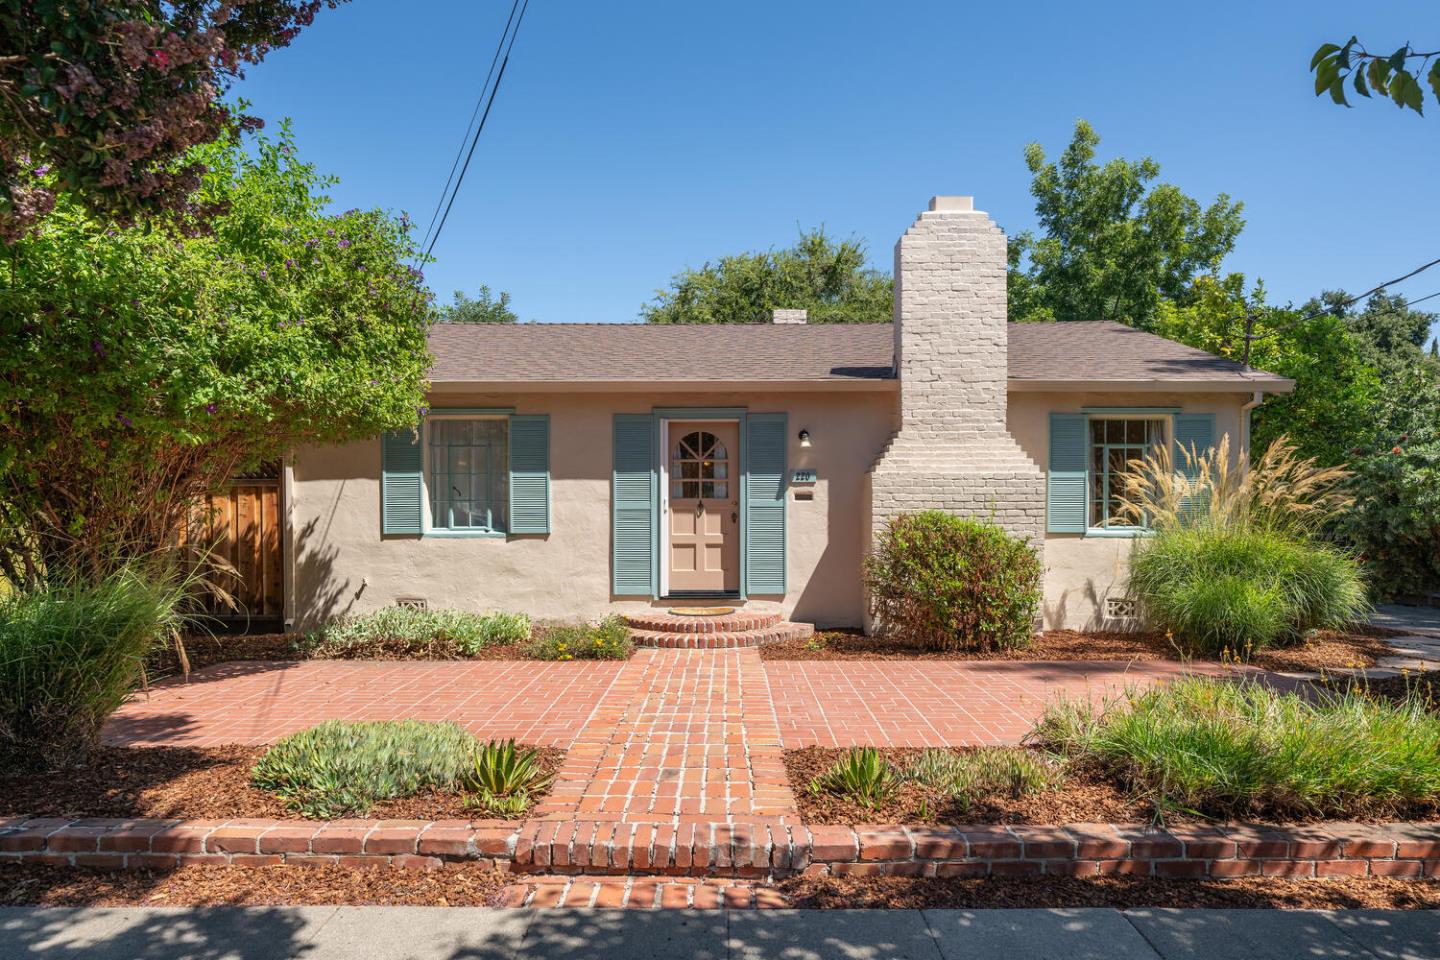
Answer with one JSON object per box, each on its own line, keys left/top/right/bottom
{"left": 866, "top": 196, "right": 1046, "bottom": 556}
{"left": 771, "top": 308, "right": 808, "bottom": 324}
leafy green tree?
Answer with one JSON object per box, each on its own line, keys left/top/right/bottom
{"left": 1311, "top": 38, "right": 1439, "bottom": 116}
{"left": 1340, "top": 290, "right": 1437, "bottom": 373}
{"left": 641, "top": 227, "right": 893, "bottom": 324}
{"left": 0, "top": 124, "right": 431, "bottom": 584}
{"left": 1, "top": 0, "right": 346, "bottom": 240}
{"left": 440, "top": 286, "right": 518, "bottom": 324}
{"left": 1008, "top": 120, "right": 1246, "bottom": 330}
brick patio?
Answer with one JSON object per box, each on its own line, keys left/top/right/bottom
{"left": 106, "top": 649, "right": 1244, "bottom": 825}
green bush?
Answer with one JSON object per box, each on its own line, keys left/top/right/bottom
{"left": 864, "top": 511, "right": 1041, "bottom": 652}
{"left": 901, "top": 748, "right": 1062, "bottom": 806}
{"left": 809, "top": 747, "right": 893, "bottom": 808}
{"left": 527, "top": 615, "right": 634, "bottom": 661}
{"left": 1127, "top": 526, "right": 1368, "bottom": 655}
{"left": 252, "top": 720, "right": 479, "bottom": 818}
{"left": 0, "top": 567, "right": 186, "bottom": 769}
{"left": 303, "top": 607, "right": 531, "bottom": 659}
{"left": 1029, "top": 676, "right": 1440, "bottom": 819}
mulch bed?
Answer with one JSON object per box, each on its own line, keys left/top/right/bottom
{"left": 1328, "top": 669, "right": 1440, "bottom": 712}
{"left": 786, "top": 747, "right": 1150, "bottom": 826}
{"left": 0, "top": 863, "right": 510, "bottom": 907}
{"left": 0, "top": 745, "right": 564, "bottom": 822}
{"left": 761, "top": 627, "right": 1398, "bottom": 673}
{"left": 778, "top": 874, "right": 1440, "bottom": 910}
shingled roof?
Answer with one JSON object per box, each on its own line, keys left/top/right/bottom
{"left": 427, "top": 320, "right": 1291, "bottom": 389}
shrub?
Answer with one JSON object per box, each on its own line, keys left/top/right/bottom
{"left": 303, "top": 607, "right": 531, "bottom": 659}
{"left": 0, "top": 566, "right": 187, "bottom": 769}
{"left": 864, "top": 511, "right": 1040, "bottom": 652}
{"left": 1127, "top": 526, "right": 1367, "bottom": 655}
{"left": 901, "top": 748, "right": 1062, "bottom": 802}
{"left": 463, "top": 739, "right": 554, "bottom": 816}
{"left": 252, "top": 720, "right": 479, "bottom": 818}
{"left": 527, "top": 615, "right": 634, "bottom": 661}
{"left": 809, "top": 747, "right": 893, "bottom": 808}
{"left": 1029, "top": 676, "right": 1440, "bottom": 819}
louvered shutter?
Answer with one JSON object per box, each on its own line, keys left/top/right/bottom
{"left": 744, "top": 413, "right": 787, "bottom": 595}
{"left": 381, "top": 428, "right": 423, "bottom": 535}
{"left": 1173, "top": 413, "right": 1216, "bottom": 523}
{"left": 612, "top": 414, "right": 656, "bottom": 596}
{"left": 508, "top": 415, "right": 550, "bottom": 534}
{"left": 1047, "top": 413, "right": 1088, "bottom": 533}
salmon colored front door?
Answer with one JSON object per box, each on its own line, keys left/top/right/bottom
{"left": 668, "top": 421, "right": 740, "bottom": 593}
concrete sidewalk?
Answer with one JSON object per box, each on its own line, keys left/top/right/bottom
{"left": 3, "top": 905, "right": 1438, "bottom": 960}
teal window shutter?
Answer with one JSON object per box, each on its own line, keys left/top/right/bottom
{"left": 381, "top": 428, "right": 423, "bottom": 535}
{"left": 508, "top": 415, "right": 550, "bottom": 534}
{"left": 612, "top": 414, "right": 656, "bottom": 596}
{"left": 1173, "top": 413, "right": 1216, "bottom": 522}
{"left": 745, "top": 412, "right": 787, "bottom": 595}
{"left": 1047, "top": 413, "right": 1088, "bottom": 533}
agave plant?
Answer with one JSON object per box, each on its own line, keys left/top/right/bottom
{"left": 809, "top": 747, "right": 894, "bottom": 807}
{"left": 464, "top": 739, "right": 553, "bottom": 805}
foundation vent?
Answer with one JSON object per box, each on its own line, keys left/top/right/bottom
{"left": 394, "top": 597, "right": 428, "bottom": 611}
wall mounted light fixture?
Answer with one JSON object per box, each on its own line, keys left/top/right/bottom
{"left": 798, "top": 429, "right": 811, "bottom": 448}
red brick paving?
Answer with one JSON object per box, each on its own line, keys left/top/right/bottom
{"left": 105, "top": 650, "right": 1250, "bottom": 822}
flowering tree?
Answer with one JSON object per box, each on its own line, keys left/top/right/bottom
{"left": 0, "top": 0, "right": 345, "bottom": 241}
{"left": 0, "top": 124, "right": 431, "bottom": 584}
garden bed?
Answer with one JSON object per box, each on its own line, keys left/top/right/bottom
{"left": 0, "top": 745, "right": 563, "bottom": 822}
{"left": 760, "top": 627, "right": 1398, "bottom": 672}
{"left": 778, "top": 874, "right": 1440, "bottom": 910}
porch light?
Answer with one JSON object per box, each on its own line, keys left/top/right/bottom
{"left": 798, "top": 429, "right": 811, "bottom": 448}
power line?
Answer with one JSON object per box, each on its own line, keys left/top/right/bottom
{"left": 420, "top": 0, "right": 530, "bottom": 264}
{"left": 417, "top": 0, "right": 523, "bottom": 258}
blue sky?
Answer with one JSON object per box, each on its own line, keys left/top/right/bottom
{"left": 234, "top": 0, "right": 1439, "bottom": 340}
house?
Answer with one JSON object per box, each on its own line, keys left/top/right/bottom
{"left": 282, "top": 196, "right": 1292, "bottom": 634}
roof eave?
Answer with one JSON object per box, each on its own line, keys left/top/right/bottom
{"left": 427, "top": 377, "right": 899, "bottom": 393}
{"left": 1007, "top": 377, "right": 1295, "bottom": 394}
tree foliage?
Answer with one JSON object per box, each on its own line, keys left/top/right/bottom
{"left": 0, "top": 0, "right": 346, "bottom": 241}
{"left": 1007, "top": 120, "right": 1246, "bottom": 330}
{"left": 1311, "top": 38, "right": 1440, "bottom": 116}
{"left": 0, "top": 124, "right": 431, "bottom": 584}
{"left": 440, "top": 285, "right": 517, "bottom": 324}
{"left": 641, "top": 227, "right": 893, "bottom": 324}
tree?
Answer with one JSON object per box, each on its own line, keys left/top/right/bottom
{"left": 641, "top": 227, "right": 893, "bottom": 324}
{"left": 1342, "top": 290, "right": 1437, "bottom": 374}
{"left": 0, "top": 0, "right": 346, "bottom": 241}
{"left": 440, "top": 286, "right": 518, "bottom": 324}
{"left": 1008, "top": 120, "right": 1246, "bottom": 330}
{"left": 0, "top": 124, "right": 431, "bottom": 584}
{"left": 1311, "top": 38, "right": 1440, "bottom": 116}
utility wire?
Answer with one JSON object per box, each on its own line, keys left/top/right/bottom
{"left": 422, "top": 0, "right": 530, "bottom": 263}
{"left": 417, "top": 0, "right": 523, "bottom": 258}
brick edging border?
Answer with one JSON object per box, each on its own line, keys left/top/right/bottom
{"left": 3, "top": 816, "right": 1438, "bottom": 880}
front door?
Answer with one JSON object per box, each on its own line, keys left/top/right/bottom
{"left": 667, "top": 421, "right": 740, "bottom": 593}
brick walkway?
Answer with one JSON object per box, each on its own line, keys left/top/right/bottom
{"left": 106, "top": 650, "right": 1239, "bottom": 824}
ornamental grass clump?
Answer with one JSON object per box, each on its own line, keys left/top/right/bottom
{"left": 1029, "top": 676, "right": 1440, "bottom": 820}
{"left": 0, "top": 565, "right": 188, "bottom": 770}
{"left": 864, "top": 511, "right": 1041, "bottom": 652}
{"left": 253, "top": 720, "right": 480, "bottom": 818}
{"left": 1118, "top": 436, "right": 1367, "bottom": 655}
{"left": 303, "top": 607, "right": 530, "bottom": 659}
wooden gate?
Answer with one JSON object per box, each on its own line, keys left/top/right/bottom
{"left": 189, "top": 469, "right": 284, "bottom": 623}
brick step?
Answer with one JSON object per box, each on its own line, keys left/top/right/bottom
{"left": 629, "top": 621, "right": 814, "bottom": 649}
{"left": 624, "top": 610, "right": 782, "bottom": 634}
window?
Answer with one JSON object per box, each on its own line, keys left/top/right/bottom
{"left": 1089, "top": 418, "right": 1164, "bottom": 530}
{"left": 670, "top": 430, "right": 729, "bottom": 500}
{"left": 429, "top": 419, "right": 508, "bottom": 532}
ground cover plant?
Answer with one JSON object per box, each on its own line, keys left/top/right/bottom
{"left": 301, "top": 607, "right": 531, "bottom": 659}
{"left": 250, "top": 720, "right": 553, "bottom": 819}
{"left": 864, "top": 511, "right": 1041, "bottom": 652}
{"left": 1119, "top": 437, "right": 1367, "bottom": 656}
{"left": 0, "top": 565, "right": 187, "bottom": 770}
{"left": 1029, "top": 675, "right": 1440, "bottom": 821}
{"left": 527, "top": 615, "right": 634, "bottom": 661}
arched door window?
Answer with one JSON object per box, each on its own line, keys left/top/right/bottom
{"left": 671, "top": 430, "right": 730, "bottom": 500}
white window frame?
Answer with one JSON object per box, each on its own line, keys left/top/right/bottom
{"left": 1086, "top": 414, "right": 1170, "bottom": 537}
{"left": 422, "top": 412, "right": 510, "bottom": 538}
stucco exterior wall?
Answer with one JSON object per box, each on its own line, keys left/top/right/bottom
{"left": 289, "top": 389, "right": 899, "bottom": 630}
{"left": 1006, "top": 390, "right": 1251, "bottom": 630}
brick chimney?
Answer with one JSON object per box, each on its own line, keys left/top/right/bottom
{"left": 771, "top": 308, "right": 808, "bottom": 324}
{"left": 866, "top": 196, "right": 1045, "bottom": 554}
